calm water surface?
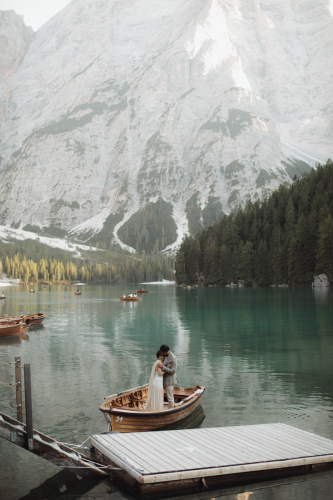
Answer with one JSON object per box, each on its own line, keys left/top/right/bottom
{"left": 0, "top": 284, "right": 333, "bottom": 499}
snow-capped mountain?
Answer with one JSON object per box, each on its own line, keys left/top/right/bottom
{"left": 0, "top": 0, "right": 332, "bottom": 252}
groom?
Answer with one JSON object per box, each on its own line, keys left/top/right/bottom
{"left": 160, "top": 344, "right": 177, "bottom": 408}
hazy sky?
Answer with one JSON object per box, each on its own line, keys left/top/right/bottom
{"left": 0, "top": 0, "right": 72, "bottom": 31}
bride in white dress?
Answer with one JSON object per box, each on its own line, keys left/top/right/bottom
{"left": 145, "top": 351, "right": 165, "bottom": 411}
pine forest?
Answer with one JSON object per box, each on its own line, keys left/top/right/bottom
{"left": 175, "top": 160, "right": 333, "bottom": 287}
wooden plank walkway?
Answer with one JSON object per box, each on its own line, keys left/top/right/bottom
{"left": 90, "top": 423, "right": 333, "bottom": 494}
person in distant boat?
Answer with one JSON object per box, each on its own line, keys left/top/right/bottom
{"left": 77, "top": 289, "right": 79, "bottom": 292}
{"left": 160, "top": 344, "right": 177, "bottom": 409}
{"left": 145, "top": 350, "right": 165, "bottom": 411}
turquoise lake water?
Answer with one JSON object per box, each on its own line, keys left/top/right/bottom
{"left": 0, "top": 284, "right": 332, "bottom": 499}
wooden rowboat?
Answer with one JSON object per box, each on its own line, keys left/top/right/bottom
{"left": 24, "top": 313, "right": 45, "bottom": 326}
{"left": 75, "top": 291, "right": 81, "bottom": 295}
{"left": 136, "top": 289, "right": 148, "bottom": 293}
{"left": 0, "top": 322, "right": 29, "bottom": 337}
{"left": 100, "top": 384, "right": 205, "bottom": 433}
{"left": 120, "top": 296, "right": 138, "bottom": 301}
{"left": 0, "top": 296, "right": 6, "bottom": 300}
{"left": 1, "top": 313, "right": 45, "bottom": 327}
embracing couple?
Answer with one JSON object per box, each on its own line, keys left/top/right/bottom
{"left": 145, "top": 344, "right": 177, "bottom": 411}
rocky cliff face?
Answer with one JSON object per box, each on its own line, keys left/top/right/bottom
{"left": 0, "top": 10, "right": 33, "bottom": 82}
{"left": 0, "top": 0, "right": 332, "bottom": 252}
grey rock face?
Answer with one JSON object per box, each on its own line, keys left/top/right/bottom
{"left": 0, "top": 10, "right": 33, "bottom": 82}
{"left": 312, "top": 274, "right": 330, "bottom": 287}
{"left": 0, "top": 0, "right": 332, "bottom": 251}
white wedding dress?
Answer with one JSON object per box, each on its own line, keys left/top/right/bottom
{"left": 145, "top": 360, "right": 164, "bottom": 411}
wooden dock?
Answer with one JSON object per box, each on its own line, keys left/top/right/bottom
{"left": 90, "top": 423, "right": 333, "bottom": 496}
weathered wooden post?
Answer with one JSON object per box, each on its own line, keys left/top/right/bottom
{"left": 24, "top": 364, "right": 34, "bottom": 451}
{"left": 15, "top": 357, "right": 23, "bottom": 423}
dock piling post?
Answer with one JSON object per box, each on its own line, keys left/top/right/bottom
{"left": 15, "top": 357, "right": 23, "bottom": 423}
{"left": 24, "top": 364, "right": 34, "bottom": 451}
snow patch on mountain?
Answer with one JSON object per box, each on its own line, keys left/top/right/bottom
{"left": 0, "top": 225, "right": 99, "bottom": 257}
{"left": 69, "top": 207, "right": 112, "bottom": 238}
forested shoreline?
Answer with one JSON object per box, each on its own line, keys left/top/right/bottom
{"left": 175, "top": 160, "right": 333, "bottom": 287}
{"left": 0, "top": 240, "right": 175, "bottom": 284}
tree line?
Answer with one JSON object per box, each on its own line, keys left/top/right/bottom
{"left": 175, "top": 160, "right": 333, "bottom": 286}
{"left": 1, "top": 244, "right": 175, "bottom": 284}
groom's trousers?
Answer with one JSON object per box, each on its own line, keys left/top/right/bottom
{"left": 165, "top": 386, "right": 174, "bottom": 408}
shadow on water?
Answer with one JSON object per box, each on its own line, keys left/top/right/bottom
{"left": 17, "top": 466, "right": 333, "bottom": 500}
{"left": 17, "top": 469, "right": 103, "bottom": 500}
{"left": 162, "top": 405, "right": 205, "bottom": 431}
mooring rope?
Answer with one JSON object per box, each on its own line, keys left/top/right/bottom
{"left": 53, "top": 437, "right": 121, "bottom": 470}
{"left": 0, "top": 381, "right": 17, "bottom": 390}
{"left": 0, "top": 360, "right": 16, "bottom": 366}
{"left": 61, "top": 464, "right": 120, "bottom": 470}
{"left": 55, "top": 436, "right": 91, "bottom": 451}
{"left": 0, "top": 400, "right": 18, "bottom": 410}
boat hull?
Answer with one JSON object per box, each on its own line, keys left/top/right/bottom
{"left": 75, "top": 292, "right": 81, "bottom": 295}
{"left": 136, "top": 290, "right": 148, "bottom": 293}
{"left": 0, "top": 297, "right": 6, "bottom": 300}
{"left": 0, "top": 323, "right": 28, "bottom": 337}
{"left": 120, "top": 297, "right": 138, "bottom": 301}
{"left": 101, "top": 386, "right": 205, "bottom": 433}
{"left": 25, "top": 313, "right": 45, "bottom": 326}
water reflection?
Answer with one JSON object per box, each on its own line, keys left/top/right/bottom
{"left": 312, "top": 286, "right": 330, "bottom": 304}
{"left": 0, "top": 334, "right": 29, "bottom": 347}
{"left": 175, "top": 287, "right": 333, "bottom": 439}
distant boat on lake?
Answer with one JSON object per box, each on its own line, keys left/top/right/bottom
{"left": 120, "top": 295, "right": 138, "bottom": 301}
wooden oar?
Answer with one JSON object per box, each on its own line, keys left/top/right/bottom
{"left": 174, "top": 389, "right": 203, "bottom": 407}
{"left": 104, "top": 383, "right": 149, "bottom": 400}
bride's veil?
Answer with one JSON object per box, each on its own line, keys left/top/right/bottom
{"left": 145, "top": 360, "right": 159, "bottom": 410}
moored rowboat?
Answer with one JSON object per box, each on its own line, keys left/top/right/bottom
{"left": 100, "top": 384, "right": 205, "bottom": 433}
{"left": 136, "top": 289, "right": 148, "bottom": 293}
{"left": 24, "top": 313, "right": 45, "bottom": 326}
{"left": 0, "top": 322, "right": 29, "bottom": 337}
{"left": 0, "top": 313, "right": 45, "bottom": 327}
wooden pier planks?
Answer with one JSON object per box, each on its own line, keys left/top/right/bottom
{"left": 90, "top": 423, "right": 333, "bottom": 486}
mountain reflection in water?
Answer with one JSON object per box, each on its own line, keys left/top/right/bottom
{"left": 0, "top": 284, "right": 332, "bottom": 500}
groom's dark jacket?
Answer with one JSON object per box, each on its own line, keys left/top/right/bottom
{"left": 162, "top": 351, "right": 177, "bottom": 387}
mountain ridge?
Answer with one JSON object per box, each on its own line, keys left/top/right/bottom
{"left": 0, "top": 0, "right": 332, "bottom": 252}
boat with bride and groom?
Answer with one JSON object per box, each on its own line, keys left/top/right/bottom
{"left": 100, "top": 384, "right": 205, "bottom": 433}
